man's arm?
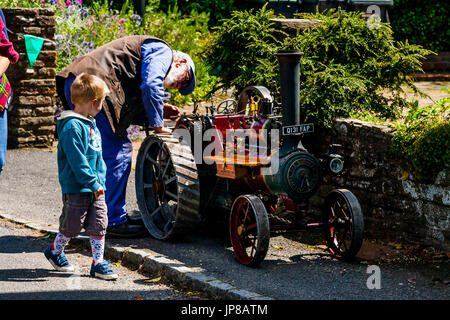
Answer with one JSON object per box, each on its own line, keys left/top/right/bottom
{"left": 140, "top": 40, "right": 173, "bottom": 133}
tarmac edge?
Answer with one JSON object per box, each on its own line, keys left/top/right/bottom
{"left": 0, "top": 213, "right": 275, "bottom": 300}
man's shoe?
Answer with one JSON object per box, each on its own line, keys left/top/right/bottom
{"left": 126, "top": 211, "right": 144, "bottom": 226}
{"left": 106, "top": 221, "right": 147, "bottom": 238}
{"left": 44, "top": 246, "right": 75, "bottom": 272}
{"left": 90, "top": 261, "right": 118, "bottom": 280}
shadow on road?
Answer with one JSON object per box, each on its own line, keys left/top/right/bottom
{"left": 0, "top": 234, "right": 54, "bottom": 254}
{"left": 0, "top": 290, "right": 181, "bottom": 300}
{"left": 0, "top": 268, "right": 74, "bottom": 283}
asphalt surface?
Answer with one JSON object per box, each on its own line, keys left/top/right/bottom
{"left": 0, "top": 218, "right": 203, "bottom": 300}
{"left": 0, "top": 148, "right": 449, "bottom": 300}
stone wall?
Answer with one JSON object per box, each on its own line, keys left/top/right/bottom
{"left": 3, "top": 8, "right": 57, "bottom": 148}
{"left": 415, "top": 52, "right": 450, "bottom": 82}
{"left": 308, "top": 119, "right": 450, "bottom": 251}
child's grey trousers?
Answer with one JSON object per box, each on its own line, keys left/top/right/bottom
{"left": 59, "top": 193, "right": 108, "bottom": 237}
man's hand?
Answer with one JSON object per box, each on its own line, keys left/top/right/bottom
{"left": 154, "top": 126, "right": 172, "bottom": 134}
{"left": 94, "top": 186, "right": 104, "bottom": 200}
{"left": 163, "top": 103, "right": 182, "bottom": 120}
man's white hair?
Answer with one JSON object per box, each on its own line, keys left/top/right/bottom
{"left": 163, "top": 52, "right": 189, "bottom": 88}
{"left": 172, "top": 51, "right": 184, "bottom": 61}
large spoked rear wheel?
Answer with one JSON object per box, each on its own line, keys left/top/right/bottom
{"left": 135, "top": 134, "right": 201, "bottom": 240}
{"left": 229, "top": 195, "right": 270, "bottom": 267}
{"left": 323, "top": 189, "right": 364, "bottom": 260}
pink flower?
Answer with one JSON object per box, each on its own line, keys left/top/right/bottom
{"left": 66, "top": 0, "right": 71, "bottom": 5}
{"left": 119, "top": 18, "right": 126, "bottom": 24}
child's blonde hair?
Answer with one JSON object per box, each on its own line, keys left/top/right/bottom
{"left": 71, "top": 73, "right": 110, "bottom": 105}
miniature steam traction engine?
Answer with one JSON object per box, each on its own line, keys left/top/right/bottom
{"left": 135, "top": 50, "right": 364, "bottom": 266}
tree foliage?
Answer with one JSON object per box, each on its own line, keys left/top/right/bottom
{"left": 390, "top": 0, "right": 450, "bottom": 52}
{"left": 205, "top": 6, "right": 433, "bottom": 129}
{"left": 391, "top": 96, "right": 450, "bottom": 182}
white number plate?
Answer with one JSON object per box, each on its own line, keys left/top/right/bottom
{"left": 282, "top": 123, "right": 314, "bottom": 135}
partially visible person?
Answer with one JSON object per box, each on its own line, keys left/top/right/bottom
{"left": 44, "top": 73, "right": 118, "bottom": 280}
{"left": 0, "top": 8, "right": 19, "bottom": 176}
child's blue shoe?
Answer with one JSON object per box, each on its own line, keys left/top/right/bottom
{"left": 90, "top": 261, "right": 118, "bottom": 280}
{"left": 44, "top": 246, "right": 75, "bottom": 272}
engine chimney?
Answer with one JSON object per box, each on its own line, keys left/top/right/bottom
{"left": 276, "top": 50, "right": 303, "bottom": 127}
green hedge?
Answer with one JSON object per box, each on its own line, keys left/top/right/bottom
{"left": 389, "top": 0, "right": 450, "bottom": 52}
{"left": 157, "top": 0, "right": 240, "bottom": 26}
{"left": 391, "top": 96, "right": 450, "bottom": 182}
{"left": 205, "top": 6, "right": 432, "bottom": 129}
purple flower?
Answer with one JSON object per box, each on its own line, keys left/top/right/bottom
{"left": 80, "top": 7, "right": 89, "bottom": 19}
{"left": 127, "top": 125, "right": 142, "bottom": 142}
{"left": 163, "top": 92, "right": 171, "bottom": 101}
{"left": 54, "top": 106, "right": 62, "bottom": 119}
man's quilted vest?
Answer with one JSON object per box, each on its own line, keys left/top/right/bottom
{"left": 56, "top": 35, "right": 172, "bottom": 137}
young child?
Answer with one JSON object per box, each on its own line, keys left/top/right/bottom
{"left": 44, "top": 73, "right": 118, "bottom": 280}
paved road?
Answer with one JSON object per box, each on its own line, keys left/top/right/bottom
{"left": 0, "top": 148, "right": 449, "bottom": 300}
{"left": 0, "top": 218, "right": 203, "bottom": 300}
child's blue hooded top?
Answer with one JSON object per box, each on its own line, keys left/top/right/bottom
{"left": 57, "top": 110, "right": 106, "bottom": 194}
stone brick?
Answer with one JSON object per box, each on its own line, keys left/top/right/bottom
{"left": 38, "top": 8, "right": 56, "bottom": 16}
{"left": 19, "top": 79, "right": 56, "bottom": 87}
{"left": 38, "top": 68, "right": 57, "bottom": 77}
{"left": 15, "top": 86, "right": 56, "bottom": 96}
{"left": 43, "top": 42, "right": 57, "bottom": 51}
{"left": 23, "top": 27, "right": 42, "bottom": 35}
{"left": 270, "top": 18, "right": 323, "bottom": 39}
{"left": 421, "top": 62, "right": 435, "bottom": 72}
{"left": 17, "top": 136, "right": 37, "bottom": 144}
{"left": 35, "top": 126, "right": 56, "bottom": 135}
{"left": 4, "top": 14, "right": 36, "bottom": 26}
{"left": 37, "top": 15, "right": 56, "bottom": 27}
{"left": 34, "top": 106, "right": 56, "bottom": 116}
{"left": 16, "top": 116, "right": 55, "bottom": 127}
{"left": 19, "top": 96, "right": 53, "bottom": 106}
{"left": 30, "top": 61, "right": 45, "bottom": 68}
{"left": 433, "top": 62, "right": 449, "bottom": 72}
{"left": 14, "top": 127, "right": 34, "bottom": 137}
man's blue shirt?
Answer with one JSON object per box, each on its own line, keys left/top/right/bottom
{"left": 140, "top": 40, "right": 172, "bottom": 128}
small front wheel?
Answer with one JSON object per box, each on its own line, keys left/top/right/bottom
{"left": 323, "top": 189, "right": 364, "bottom": 260}
{"left": 229, "top": 195, "right": 270, "bottom": 267}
